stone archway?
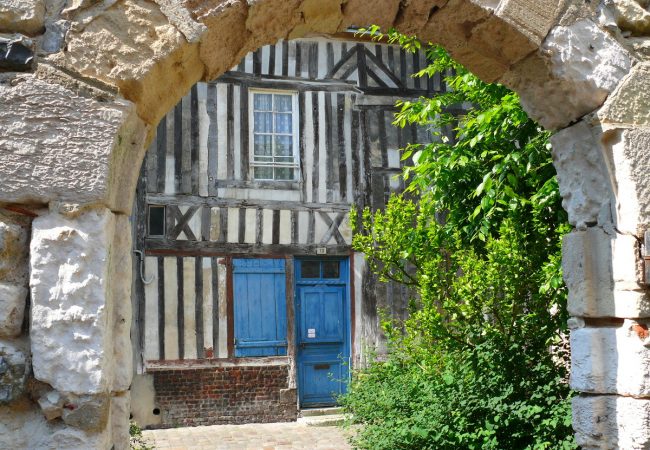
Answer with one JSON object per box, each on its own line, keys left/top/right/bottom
{"left": 1, "top": 0, "right": 649, "bottom": 447}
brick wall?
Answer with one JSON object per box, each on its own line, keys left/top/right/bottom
{"left": 151, "top": 364, "right": 297, "bottom": 427}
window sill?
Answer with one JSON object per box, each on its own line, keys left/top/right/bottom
{"left": 144, "top": 356, "right": 290, "bottom": 371}
{"left": 215, "top": 179, "right": 301, "bottom": 190}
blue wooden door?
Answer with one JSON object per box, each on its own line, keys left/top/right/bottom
{"left": 296, "top": 259, "right": 350, "bottom": 407}
{"left": 233, "top": 258, "right": 287, "bottom": 357}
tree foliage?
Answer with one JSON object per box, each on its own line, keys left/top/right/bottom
{"left": 341, "top": 28, "right": 574, "bottom": 449}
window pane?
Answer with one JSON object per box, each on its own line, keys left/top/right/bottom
{"left": 323, "top": 261, "right": 340, "bottom": 278}
{"left": 254, "top": 112, "right": 273, "bottom": 133}
{"left": 254, "top": 93, "right": 272, "bottom": 111}
{"left": 274, "top": 167, "right": 294, "bottom": 180}
{"left": 274, "top": 135, "right": 293, "bottom": 156}
{"left": 254, "top": 134, "right": 272, "bottom": 156}
{"left": 253, "top": 166, "right": 273, "bottom": 180}
{"left": 148, "top": 205, "right": 165, "bottom": 236}
{"left": 274, "top": 95, "right": 292, "bottom": 112}
{"left": 275, "top": 112, "right": 292, "bottom": 133}
{"left": 301, "top": 261, "right": 320, "bottom": 278}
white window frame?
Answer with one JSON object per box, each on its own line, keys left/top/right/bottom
{"left": 248, "top": 88, "right": 300, "bottom": 181}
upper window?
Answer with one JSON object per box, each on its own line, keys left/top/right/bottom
{"left": 250, "top": 90, "right": 300, "bottom": 181}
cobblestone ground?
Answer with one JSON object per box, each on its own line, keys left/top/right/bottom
{"left": 142, "top": 422, "right": 354, "bottom": 450}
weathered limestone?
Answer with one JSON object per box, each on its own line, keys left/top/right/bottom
{"left": 573, "top": 395, "right": 650, "bottom": 449}
{"left": 30, "top": 207, "right": 130, "bottom": 395}
{"left": 603, "top": 0, "right": 650, "bottom": 36}
{"left": 0, "top": 211, "right": 29, "bottom": 342}
{"left": 0, "top": 74, "right": 147, "bottom": 214}
{"left": 110, "top": 213, "right": 133, "bottom": 393}
{"left": 0, "top": 284, "right": 28, "bottom": 338}
{"left": 503, "top": 20, "right": 632, "bottom": 130}
{"left": 288, "top": 0, "right": 343, "bottom": 39}
{"left": 602, "top": 127, "right": 650, "bottom": 234}
{"left": 495, "top": 0, "right": 560, "bottom": 44}
{"left": 110, "top": 392, "right": 131, "bottom": 450}
{"left": 186, "top": 0, "right": 250, "bottom": 82}
{"left": 598, "top": 63, "right": 650, "bottom": 127}
{"left": 339, "top": 0, "right": 400, "bottom": 30}
{"left": 57, "top": 0, "right": 205, "bottom": 126}
{"left": 0, "top": 212, "right": 29, "bottom": 284}
{"left": 245, "top": 0, "right": 302, "bottom": 50}
{"left": 571, "top": 323, "right": 650, "bottom": 396}
{"left": 562, "top": 228, "right": 649, "bottom": 317}
{"left": 37, "top": 389, "right": 64, "bottom": 420}
{"left": 61, "top": 393, "right": 110, "bottom": 432}
{"left": 419, "top": 0, "right": 513, "bottom": 82}
{"left": 0, "top": 0, "right": 45, "bottom": 35}
{"left": 0, "top": 339, "right": 29, "bottom": 404}
{"left": 551, "top": 121, "right": 613, "bottom": 229}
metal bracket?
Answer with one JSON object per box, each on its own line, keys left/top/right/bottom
{"left": 134, "top": 250, "right": 155, "bottom": 285}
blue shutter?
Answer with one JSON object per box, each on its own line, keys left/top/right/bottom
{"left": 233, "top": 259, "right": 287, "bottom": 357}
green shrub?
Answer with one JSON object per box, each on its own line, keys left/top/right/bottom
{"left": 342, "top": 212, "right": 573, "bottom": 449}
{"left": 341, "top": 28, "right": 574, "bottom": 449}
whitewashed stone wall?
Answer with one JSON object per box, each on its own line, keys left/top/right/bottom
{"left": 0, "top": 0, "right": 649, "bottom": 448}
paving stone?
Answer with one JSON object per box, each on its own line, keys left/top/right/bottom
{"left": 142, "top": 421, "right": 353, "bottom": 449}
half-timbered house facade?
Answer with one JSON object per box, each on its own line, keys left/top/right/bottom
{"left": 130, "top": 34, "right": 449, "bottom": 428}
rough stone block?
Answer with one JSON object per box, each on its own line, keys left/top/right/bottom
{"left": 419, "top": 0, "right": 509, "bottom": 82}
{"left": 245, "top": 0, "right": 301, "bottom": 50}
{"left": 0, "top": 212, "right": 29, "bottom": 285}
{"left": 502, "top": 20, "right": 631, "bottom": 130}
{"left": 289, "top": 0, "right": 345, "bottom": 38}
{"left": 0, "top": 338, "right": 29, "bottom": 404}
{"left": 0, "top": 0, "right": 45, "bottom": 35}
{"left": 602, "top": 127, "right": 650, "bottom": 234}
{"left": 571, "top": 324, "right": 650, "bottom": 396}
{"left": 598, "top": 63, "right": 650, "bottom": 126}
{"left": 393, "top": 0, "right": 451, "bottom": 35}
{"left": 0, "top": 283, "right": 28, "bottom": 337}
{"left": 563, "top": 228, "right": 650, "bottom": 317}
{"left": 62, "top": 394, "right": 110, "bottom": 432}
{"left": 551, "top": 121, "right": 613, "bottom": 230}
{"left": 110, "top": 214, "right": 132, "bottom": 392}
{"left": 38, "top": 390, "right": 65, "bottom": 420}
{"left": 339, "top": 0, "right": 399, "bottom": 31}
{"left": 40, "top": 19, "right": 69, "bottom": 54}
{"left": 495, "top": 0, "right": 561, "bottom": 44}
{"left": 188, "top": 0, "right": 250, "bottom": 82}
{"left": 0, "top": 397, "right": 110, "bottom": 449}
{"left": 602, "top": 0, "right": 650, "bottom": 36}
{"left": 110, "top": 392, "right": 130, "bottom": 450}
{"left": 30, "top": 208, "right": 127, "bottom": 395}
{"left": 573, "top": 395, "right": 650, "bottom": 449}
{"left": 0, "top": 74, "right": 148, "bottom": 214}
{"left": 58, "top": 0, "right": 204, "bottom": 127}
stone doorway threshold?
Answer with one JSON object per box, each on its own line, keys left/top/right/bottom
{"left": 297, "top": 407, "right": 345, "bottom": 427}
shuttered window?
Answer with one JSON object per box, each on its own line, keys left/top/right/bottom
{"left": 233, "top": 258, "right": 287, "bottom": 357}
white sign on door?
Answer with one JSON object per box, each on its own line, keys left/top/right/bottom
{"left": 307, "top": 328, "right": 316, "bottom": 338}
